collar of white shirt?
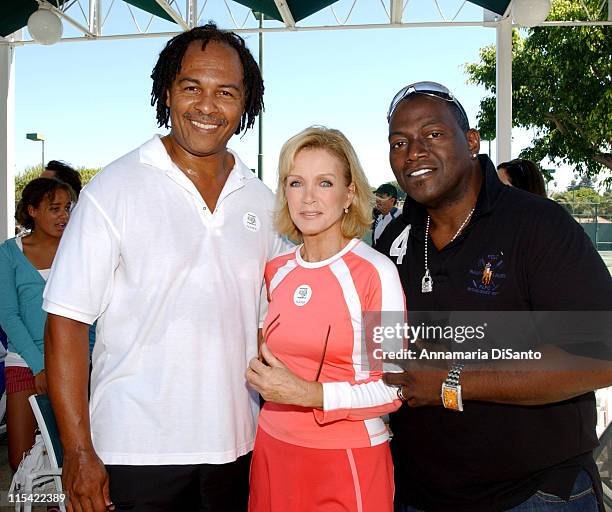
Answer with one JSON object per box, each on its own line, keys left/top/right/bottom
{"left": 139, "top": 135, "right": 256, "bottom": 182}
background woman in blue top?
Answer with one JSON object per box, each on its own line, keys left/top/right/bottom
{"left": 0, "top": 178, "right": 74, "bottom": 470}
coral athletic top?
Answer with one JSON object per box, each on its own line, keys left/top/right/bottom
{"left": 258, "top": 239, "right": 406, "bottom": 449}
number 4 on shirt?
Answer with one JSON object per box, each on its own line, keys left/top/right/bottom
{"left": 389, "top": 225, "right": 411, "bottom": 265}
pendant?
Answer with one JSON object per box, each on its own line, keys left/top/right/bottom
{"left": 421, "top": 269, "right": 433, "bottom": 293}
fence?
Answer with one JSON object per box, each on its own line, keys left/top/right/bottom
{"left": 556, "top": 201, "right": 612, "bottom": 251}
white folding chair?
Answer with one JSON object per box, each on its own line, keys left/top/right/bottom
{"left": 18, "top": 394, "right": 65, "bottom": 512}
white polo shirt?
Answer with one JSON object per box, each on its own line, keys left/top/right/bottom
{"left": 43, "top": 135, "right": 288, "bottom": 465}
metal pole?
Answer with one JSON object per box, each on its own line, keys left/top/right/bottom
{"left": 257, "top": 12, "right": 264, "bottom": 180}
{"left": 186, "top": 0, "right": 197, "bottom": 28}
{"left": 89, "top": 0, "right": 102, "bottom": 35}
{"left": 0, "top": 38, "right": 16, "bottom": 238}
{"left": 495, "top": 16, "right": 513, "bottom": 165}
{"left": 595, "top": 202, "right": 599, "bottom": 249}
{"left": 41, "top": 140, "right": 45, "bottom": 171}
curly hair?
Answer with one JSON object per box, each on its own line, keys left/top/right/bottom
{"left": 150, "top": 23, "right": 264, "bottom": 135}
{"left": 16, "top": 178, "right": 75, "bottom": 231}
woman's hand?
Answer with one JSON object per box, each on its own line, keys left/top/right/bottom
{"left": 246, "top": 343, "right": 323, "bottom": 408}
{"left": 34, "top": 369, "right": 47, "bottom": 394}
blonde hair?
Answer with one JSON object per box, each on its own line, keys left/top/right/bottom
{"left": 275, "top": 126, "right": 374, "bottom": 242}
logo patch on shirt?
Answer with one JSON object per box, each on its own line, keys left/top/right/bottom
{"left": 243, "top": 212, "right": 260, "bottom": 232}
{"left": 467, "top": 252, "right": 506, "bottom": 296}
{"left": 293, "top": 284, "right": 312, "bottom": 306}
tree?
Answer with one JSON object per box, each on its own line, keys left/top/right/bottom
{"left": 552, "top": 187, "right": 601, "bottom": 216}
{"left": 465, "top": 0, "right": 612, "bottom": 180}
{"left": 567, "top": 175, "right": 596, "bottom": 191}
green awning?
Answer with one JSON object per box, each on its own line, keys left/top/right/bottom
{"left": 233, "top": 1, "right": 340, "bottom": 23}
{"left": 468, "top": 0, "right": 511, "bottom": 15}
{"left": 1, "top": 0, "right": 68, "bottom": 38}
{"left": 1, "top": 1, "right": 512, "bottom": 38}
{"left": 123, "top": 1, "right": 175, "bottom": 23}
{"left": 233, "top": 0, "right": 510, "bottom": 22}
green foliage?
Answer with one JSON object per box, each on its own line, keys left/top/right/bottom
{"left": 14, "top": 165, "right": 101, "bottom": 204}
{"left": 552, "top": 187, "right": 612, "bottom": 218}
{"left": 465, "top": 0, "right": 612, "bottom": 180}
{"left": 567, "top": 175, "right": 596, "bottom": 191}
{"left": 14, "top": 165, "right": 44, "bottom": 203}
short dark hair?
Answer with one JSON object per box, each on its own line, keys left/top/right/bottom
{"left": 498, "top": 159, "right": 547, "bottom": 197}
{"left": 375, "top": 183, "right": 398, "bottom": 199}
{"left": 45, "top": 160, "right": 82, "bottom": 197}
{"left": 150, "top": 23, "right": 264, "bottom": 135}
{"left": 16, "top": 177, "right": 75, "bottom": 231}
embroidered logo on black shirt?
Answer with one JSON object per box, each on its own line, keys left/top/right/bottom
{"left": 467, "top": 253, "right": 506, "bottom": 296}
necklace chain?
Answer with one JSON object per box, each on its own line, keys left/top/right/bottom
{"left": 422, "top": 207, "right": 475, "bottom": 293}
{"left": 450, "top": 208, "right": 475, "bottom": 243}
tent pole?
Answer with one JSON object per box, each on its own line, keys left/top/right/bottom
{"left": 258, "top": 12, "right": 264, "bottom": 181}
{"left": 495, "top": 16, "right": 512, "bottom": 165}
{"left": 0, "top": 37, "right": 16, "bottom": 239}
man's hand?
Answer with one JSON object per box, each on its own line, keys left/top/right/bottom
{"left": 384, "top": 363, "right": 447, "bottom": 408}
{"left": 63, "top": 449, "right": 114, "bottom": 512}
{"left": 246, "top": 343, "right": 323, "bottom": 408}
{"left": 34, "top": 370, "right": 47, "bottom": 395}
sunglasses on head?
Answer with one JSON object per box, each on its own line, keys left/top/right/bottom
{"left": 387, "top": 81, "right": 469, "bottom": 127}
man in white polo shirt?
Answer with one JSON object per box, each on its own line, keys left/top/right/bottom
{"left": 43, "top": 24, "right": 287, "bottom": 512}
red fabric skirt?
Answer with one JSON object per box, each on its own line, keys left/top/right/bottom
{"left": 249, "top": 427, "right": 394, "bottom": 512}
{"left": 5, "top": 366, "right": 35, "bottom": 394}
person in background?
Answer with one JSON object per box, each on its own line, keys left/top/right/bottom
{"left": 0, "top": 177, "right": 73, "bottom": 471}
{"left": 41, "top": 160, "right": 83, "bottom": 198}
{"left": 497, "top": 158, "right": 547, "bottom": 197}
{"left": 247, "top": 127, "right": 405, "bottom": 512}
{"left": 372, "top": 183, "right": 401, "bottom": 246}
{"left": 40, "top": 161, "right": 97, "bottom": 357}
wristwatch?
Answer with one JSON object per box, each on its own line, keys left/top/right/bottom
{"left": 441, "top": 362, "right": 465, "bottom": 412}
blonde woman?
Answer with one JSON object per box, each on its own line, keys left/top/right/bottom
{"left": 247, "top": 127, "right": 406, "bottom": 512}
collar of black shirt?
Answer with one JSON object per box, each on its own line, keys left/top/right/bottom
{"left": 400, "top": 154, "right": 504, "bottom": 232}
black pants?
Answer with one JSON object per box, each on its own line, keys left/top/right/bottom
{"left": 106, "top": 452, "right": 251, "bottom": 511}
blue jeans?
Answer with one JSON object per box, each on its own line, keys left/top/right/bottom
{"left": 507, "top": 471, "right": 599, "bottom": 512}
{"left": 395, "top": 470, "right": 599, "bottom": 512}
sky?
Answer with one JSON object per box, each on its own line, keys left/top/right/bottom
{"left": 11, "top": 0, "right": 578, "bottom": 192}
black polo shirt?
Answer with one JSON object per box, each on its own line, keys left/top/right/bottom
{"left": 376, "top": 155, "right": 612, "bottom": 511}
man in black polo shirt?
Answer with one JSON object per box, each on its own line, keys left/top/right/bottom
{"left": 377, "top": 81, "right": 612, "bottom": 511}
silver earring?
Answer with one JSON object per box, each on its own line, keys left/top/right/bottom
{"left": 344, "top": 207, "right": 349, "bottom": 214}
{"left": 472, "top": 153, "right": 477, "bottom": 159}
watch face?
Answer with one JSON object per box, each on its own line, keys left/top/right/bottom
{"left": 442, "top": 386, "right": 459, "bottom": 410}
